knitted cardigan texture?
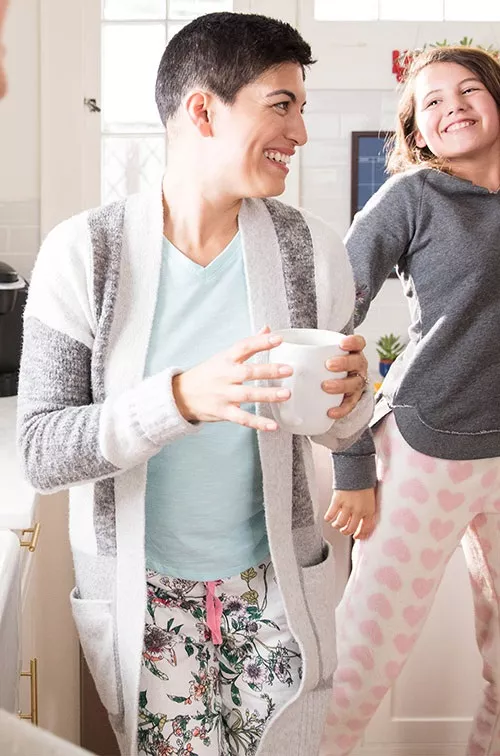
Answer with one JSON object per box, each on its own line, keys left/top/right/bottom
{"left": 17, "top": 187, "right": 373, "bottom": 755}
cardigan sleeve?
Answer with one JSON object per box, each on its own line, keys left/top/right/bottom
{"left": 17, "top": 215, "right": 200, "bottom": 494}
{"left": 302, "top": 213, "right": 375, "bottom": 477}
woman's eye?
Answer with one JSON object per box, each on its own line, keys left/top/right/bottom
{"left": 274, "top": 101, "right": 290, "bottom": 112}
{"left": 462, "top": 87, "right": 478, "bottom": 94}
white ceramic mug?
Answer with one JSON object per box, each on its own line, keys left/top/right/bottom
{"left": 268, "top": 328, "right": 347, "bottom": 436}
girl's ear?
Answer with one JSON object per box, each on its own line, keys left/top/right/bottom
{"left": 414, "top": 129, "right": 427, "bottom": 149}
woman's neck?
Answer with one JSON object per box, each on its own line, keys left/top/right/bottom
{"left": 162, "top": 174, "right": 241, "bottom": 267}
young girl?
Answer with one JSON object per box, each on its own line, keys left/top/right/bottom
{"left": 321, "top": 46, "right": 500, "bottom": 756}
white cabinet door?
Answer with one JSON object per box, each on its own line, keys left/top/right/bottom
{"left": 40, "top": 0, "right": 101, "bottom": 235}
{"left": 0, "top": 531, "right": 21, "bottom": 714}
{"left": 18, "top": 493, "right": 80, "bottom": 744}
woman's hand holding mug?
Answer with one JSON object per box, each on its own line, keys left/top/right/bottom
{"left": 172, "top": 326, "right": 293, "bottom": 431}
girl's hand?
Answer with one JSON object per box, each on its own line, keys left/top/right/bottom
{"left": 172, "top": 327, "right": 293, "bottom": 431}
{"left": 325, "top": 488, "right": 377, "bottom": 540}
{"left": 322, "top": 334, "right": 369, "bottom": 420}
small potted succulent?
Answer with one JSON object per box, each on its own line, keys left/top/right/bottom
{"left": 376, "top": 333, "right": 405, "bottom": 378}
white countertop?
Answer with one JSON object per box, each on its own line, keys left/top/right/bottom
{"left": 0, "top": 396, "right": 37, "bottom": 529}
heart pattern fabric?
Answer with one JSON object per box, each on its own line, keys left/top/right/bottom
{"left": 320, "top": 413, "right": 500, "bottom": 756}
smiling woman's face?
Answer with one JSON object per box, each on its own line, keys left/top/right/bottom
{"left": 209, "top": 61, "right": 308, "bottom": 199}
{"left": 0, "top": 0, "right": 9, "bottom": 99}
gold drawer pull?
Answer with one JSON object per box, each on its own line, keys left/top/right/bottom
{"left": 20, "top": 522, "right": 41, "bottom": 552}
{"left": 19, "top": 658, "right": 39, "bottom": 725}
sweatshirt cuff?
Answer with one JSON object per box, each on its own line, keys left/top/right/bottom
{"left": 332, "top": 453, "right": 377, "bottom": 490}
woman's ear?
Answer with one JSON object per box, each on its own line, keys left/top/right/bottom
{"left": 184, "top": 91, "right": 214, "bottom": 137}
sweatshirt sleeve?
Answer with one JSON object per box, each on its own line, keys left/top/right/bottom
{"left": 345, "top": 170, "right": 423, "bottom": 327}
{"left": 330, "top": 170, "right": 423, "bottom": 489}
{"left": 17, "top": 215, "right": 200, "bottom": 494}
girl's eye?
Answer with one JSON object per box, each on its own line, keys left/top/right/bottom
{"left": 425, "top": 99, "right": 439, "bottom": 108}
{"left": 462, "top": 87, "right": 479, "bottom": 94}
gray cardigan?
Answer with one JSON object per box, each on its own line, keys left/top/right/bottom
{"left": 17, "top": 186, "right": 372, "bottom": 755}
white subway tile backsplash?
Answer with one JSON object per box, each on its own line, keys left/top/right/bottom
{"left": 0, "top": 201, "right": 40, "bottom": 282}
{"left": 0, "top": 200, "right": 39, "bottom": 226}
{"left": 302, "top": 139, "right": 349, "bottom": 168}
{"left": 340, "top": 113, "right": 372, "bottom": 137}
{"left": 0, "top": 227, "right": 9, "bottom": 252}
{"left": 304, "top": 112, "right": 341, "bottom": 140}
{"left": 307, "top": 90, "right": 386, "bottom": 113}
{"left": 8, "top": 226, "right": 40, "bottom": 255}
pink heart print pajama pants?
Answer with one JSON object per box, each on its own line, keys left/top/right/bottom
{"left": 322, "top": 412, "right": 500, "bottom": 756}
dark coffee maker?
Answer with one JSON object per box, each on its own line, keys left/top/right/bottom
{"left": 0, "top": 260, "right": 28, "bottom": 396}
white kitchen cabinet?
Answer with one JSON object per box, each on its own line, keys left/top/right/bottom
{"left": 16, "top": 493, "right": 80, "bottom": 744}
{"left": 0, "top": 530, "right": 21, "bottom": 713}
{"left": 0, "top": 396, "right": 80, "bottom": 745}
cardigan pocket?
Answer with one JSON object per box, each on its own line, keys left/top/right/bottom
{"left": 70, "top": 588, "right": 121, "bottom": 716}
{"left": 301, "top": 543, "right": 337, "bottom": 681}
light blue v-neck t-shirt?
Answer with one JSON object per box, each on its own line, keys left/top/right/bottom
{"left": 144, "top": 233, "right": 269, "bottom": 580}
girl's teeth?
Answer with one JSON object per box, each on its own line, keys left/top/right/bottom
{"left": 447, "top": 121, "right": 474, "bottom": 132}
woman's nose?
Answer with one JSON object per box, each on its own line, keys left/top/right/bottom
{"left": 288, "top": 114, "right": 308, "bottom": 147}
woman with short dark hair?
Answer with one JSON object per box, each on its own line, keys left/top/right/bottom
{"left": 18, "top": 12, "right": 372, "bottom": 755}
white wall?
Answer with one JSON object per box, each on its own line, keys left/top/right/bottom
{"left": 2, "top": 2, "right": 499, "bottom": 376}
{"left": 0, "top": 0, "right": 40, "bottom": 282}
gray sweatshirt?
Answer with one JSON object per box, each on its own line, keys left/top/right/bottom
{"left": 332, "top": 167, "right": 500, "bottom": 490}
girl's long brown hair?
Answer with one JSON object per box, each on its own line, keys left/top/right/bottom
{"left": 386, "top": 46, "right": 500, "bottom": 175}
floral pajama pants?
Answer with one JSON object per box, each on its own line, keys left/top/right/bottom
{"left": 321, "top": 412, "right": 500, "bottom": 756}
{"left": 138, "top": 559, "right": 302, "bottom": 756}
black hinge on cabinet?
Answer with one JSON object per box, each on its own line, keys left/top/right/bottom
{"left": 84, "top": 97, "right": 101, "bottom": 113}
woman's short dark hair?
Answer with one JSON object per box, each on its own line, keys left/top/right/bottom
{"left": 387, "top": 46, "right": 500, "bottom": 174}
{"left": 155, "top": 12, "right": 315, "bottom": 125}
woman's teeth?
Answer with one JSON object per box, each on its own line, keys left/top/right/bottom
{"left": 264, "top": 151, "right": 291, "bottom": 165}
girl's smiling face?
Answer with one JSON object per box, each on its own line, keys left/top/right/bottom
{"left": 413, "top": 61, "right": 500, "bottom": 163}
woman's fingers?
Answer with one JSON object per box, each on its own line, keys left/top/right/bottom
{"left": 228, "top": 385, "right": 291, "bottom": 404}
{"left": 326, "top": 351, "right": 368, "bottom": 376}
{"left": 229, "top": 332, "right": 283, "bottom": 363}
{"left": 224, "top": 404, "right": 278, "bottom": 431}
{"left": 233, "top": 361, "right": 293, "bottom": 383}
{"left": 322, "top": 374, "right": 366, "bottom": 395}
{"left": 338, "top": 333, "right": 366, "bottom": 352}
